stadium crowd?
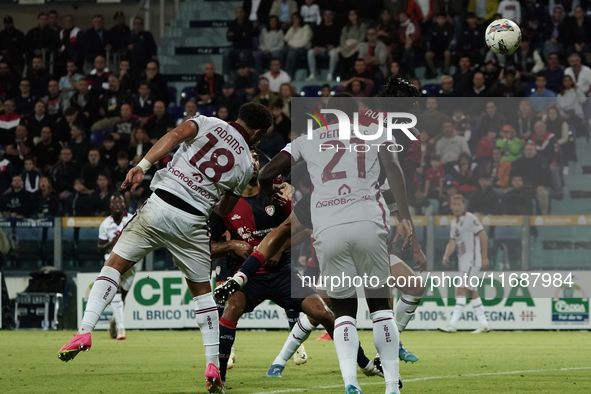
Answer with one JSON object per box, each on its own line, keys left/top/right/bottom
{"left": 0, "top": 1, "right": 589, "bottom": 219}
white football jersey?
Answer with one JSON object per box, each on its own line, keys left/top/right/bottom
{"left": 287, "top": 118, "right": 392, "bottom": 237}
{"left": 151, "top": 115, "right": 254, "bottom": 216}
{"left": 98, "top": 213, "right": 133, "bottom": 261}
{"left": 450, "top": 212, "right": 484, "bottom": 266}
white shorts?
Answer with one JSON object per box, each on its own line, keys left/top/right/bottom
{"left": 112, "top": 193, "right": 211, "bottom": 283}
{"left": 119, "top": 261, "right": 141, "bottom": 291}
{"left": 313, "top": 221, "right": 389, "bottom": 299}
{"left": 458, "top": 259, "right": 481, "bottom": 291}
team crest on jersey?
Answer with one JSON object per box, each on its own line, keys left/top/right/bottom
{"left": 265, "top": 205, "right": 275, "bottom": 216}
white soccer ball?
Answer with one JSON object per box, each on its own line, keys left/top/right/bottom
{"left": 485, "top": 19, "right": 522, "bottom": 55}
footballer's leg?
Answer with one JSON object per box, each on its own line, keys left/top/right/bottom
{"left": 439, "top": 286, "right": 468, "bottom": 333}
{"left": 470, "top": 289, "right": 491, "bottom": 333}
{"left": 110, "top": 265, "right": 136, "bottom": 340}
{"left": 218, "top": 291, "right": 247, "bottom": 379}
{"left": 390, "top": 255, "right": 425, "bottom": 363}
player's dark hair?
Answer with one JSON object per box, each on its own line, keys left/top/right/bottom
{"left": 237, "top": 102, "right": 273, "bottom": 131}
{"left": 326, "top": 92, "right": 358, "bottom": 118}
{"left": 111, "top": 192, "right": 124, "bottom": 202}
{"left": 376, "top": 73, "right": 420, "bottom": 115}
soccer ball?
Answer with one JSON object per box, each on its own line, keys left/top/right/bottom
{"left": 485, "top": 19, "right": 522, "bottom": 55}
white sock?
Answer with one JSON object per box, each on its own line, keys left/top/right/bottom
{"left": 333, "top": 316, "right": 360, "bottom": 389}
{"left": 273, "top": 315, "right": 317, "bottom": 366}
{"left": 395, "top": 293, "right": 421, "bottom": 332}
{"left": 233, "top": 271, "right": 247, "bottom": 287}
{"left": 471, "top": 297, "right": 488, "bottom": 327}
{"left": 111, "top": 293, "right": 125, "bottom": 330}
{"left": 371, "top": 310, "right": 400, "bottom": 394}
{"left": 449, "top": 296, "right": 466, "bottom": 328}
{"left": 194, "top": 293, "right": 220, "bottom": 368}
{"left": 79, "top": 266, "right": 120, "bottom": 334}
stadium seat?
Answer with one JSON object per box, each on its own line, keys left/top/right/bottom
{"left": 198, "top": 105, "right": 216, "bottom": 117}
{"left": 525, "top": 82, "right": 536, "bottom": 95}
{"left": 90, "top": 129, "right": 110, "bottom": 146}
{"left": 300, "top": 85, "right": 322, "bottom": 97}
{"left": 168, "top": 106, "right": 184, "bottom": 121}
{"left": 421, "top": 83, "right": 442, "bottom": 97}
{"left": 168, "top": 86, "right": 178, "bottom": 107}
{"left": 180, "top": 86, "right": 195, "bottom": 106}
{"left": 331, "top": 85, "right": 339, "bottom": 95}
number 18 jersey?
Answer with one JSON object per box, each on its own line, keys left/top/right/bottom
{"left": 150, "top": 115, "right": 254, "bottom": 216}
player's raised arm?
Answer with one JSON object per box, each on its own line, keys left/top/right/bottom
{"left": 213, "top": 191, "right": 242, "bottom": 217}
{"left": 477, "top": 230, "right": 489, "bottom": 270}
{"left": 258, "top": 148, "right": 291, "bottom": 203}
{"left": 121, "top": 121, "right": 199, "bottom": 191}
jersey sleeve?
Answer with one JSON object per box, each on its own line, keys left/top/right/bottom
{"left": 231, "top": 163, "right": 254, "bottom": 196}
{"left": 188, "top": 114, "right": 211, "bottom": 131}
{"left": 98, "top": 219, "right": 109, "bottom": 241}
{"left": 209, "top": 212, "right": 228, "bottom": 242}
{"left": 286, "top": 137, "right": 304, "bottom": 162}
{"left": 469, "top": 213, "right": 485, "bottom": 234}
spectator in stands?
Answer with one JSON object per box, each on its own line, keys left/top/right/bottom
{"left": 496, "top": 124, "right": 522, "bottom": 162}
{"left": 27, "top": 56, "right": 52, "bottom": 98}
{"left": 465, "top": 71, "right": 488, "bottom": 101}
{"left": 528, "top": 74, "right": 556, "bottom": 114}
{"left": 481, "top": 58, "right": 501, "bottom": 90}
{"left": 487, "top": 146, "right": 511, "bottom": 191}
{"left": 263, "top": 59, "right": 291, "bottom": 93}
{"left": 244, "top": 0, "right": 274, "bottom": 28}
{"left": 374, "top": 9, "right": 397, "bottom": 48}
{"left": 82, "top": 15, "right": 111, "bottom": 74}
{"left": 278, "top": 83, "right": 296, "bottom": 118}
{"left": 68, "top": 122, "right": 90, "bottom": 165}
{"left": 80, "top": 148, "right": 110, "bottom": 191}
{"left": 477, "top": 101, "right": 506, "bottom": 141}
{"left": 2, "top": 175, "right": 34, "bottom": 217}
{"left": 216, "top": 106, "right": 229, "bottom": 121}
{"left": 0, "top": 61, "right": 19, "bottom": 99}
{"left": 545, "top": 105, "right": 573, "bottom": 174}
{"left": 542, "top": 5, "right": 568, "bottom": 59}
{"left": 69, "top": 79, "right": 99, "bottom": 127}
{"left": 513, "top": 99, "right": 535, "bottom": 140}
{"left": 306, "top": 10, "right": 340, "bottom": 82}
{"left": 502, "top": 175, "right": 532, "bottom": 214}
{"left": 25, "top": 101, "right": 54, "bottom": 139}
{"left": 217, "top": 83, "right": 244, "bottom": 121}
{"left": 132, "top": 81, "right": 156, "bottom": 123}
{"left": 556, "top": 75, "right": 586, "bottom": 132}
{"left": 141, "top": 61, "right": 168, "bottom": 105}
{"left": 406, "top": 0, "right": 435, "bottom": 25}
{"left": 110, "top": 11, "right": 130, "bottom": 55}
{"left": 127, "top": 17, "right": 157, "bottom": 75}
{"left": 490, "top": 69, "right": 525, "bottom": 98}
{"left": 100, "top": 134, "right": 119, "bottom": 169}
{"left": 87, "top": 55, "right": 109, "bottom": 93}
{"left": 348, "top": 58, "right": 372, "bottom": 80}
{"left": 339, "top": 10, "right": 368, "bottom": 79}
{"left": 54, "top": 106, "right": 76, "bottom": 143}
{"left": 14, "top": 79, "right": 36, "bottom": 120}
{"left": 451, "top": 152, "right": 478, "bottom": 195}
{"left": 468, "top": 174, "right": 499, "bottom": 214}
{"left": 21, "top": 158, "right": 41, "bottom": 193}
{"left": 451, "top": 107, "right": 471, "bottom": 142}
{"left": 257, "top": 122, "right": 285, "bottom": 166}
{"left": 457, "top": 13, "right": 485, "bottom": 65}
{"left": 271, "top": 100, "right": 290, "bottom": 143}
{"left": 283, "top": 13, "right": 313, "bottom": 79}
{"left": 453, "top": 57, "right": 474, "bottom": 97}
{"left": 177, "top": 101, "right": 197, "bottom": 126}
{"left": 0, "top": 16, "right": 26, "bottom": 78}
{"left": 111, "top": 103, "right": 137, "bottom": 147}
{"left": 0, "top": 100, "right": 20, "bottom": 146}
{"left": 511, "top": 36, "right": 544, "bottom": 83}
{"left": 224, "top": 7, "right": 255, "bottom": 79}
{"left": 467, "top": 0, "right": 498, "bottom": 22}
{"left": 357, "top": 27, "right": 388, "bottom": 85}
{"left": 565, "top": 6, "right": 591, "bottom": 63}
{"left": 6, "top": 124, "right": 33, "bottom": 172}
{"left": 194, "top": 62, "right": 224, "bottom": 106}
{"left": 419, "top": 98, "right": 448, "bottom": 143}
{"left": 435, "top": 120, "right": 471, "bottom": 163}
{"left": 269, "top": 0, "right": 298, "bottom": 29}
{"left": 0, "top": 145, "right": 13, "bottom": 192}
{"left": 233, "top": 63, "right": 258, "bottom": 100}
{"left": 48, "top": 10, "right": 60, "bottom": 33}
{"left": 112, "top": 151, "right": 129, "bottom": 190}
{"left": 424, "top": 14, "right": 453, "bottom": 79}
{"left": 510, "top": 142, "right": 551, "bottom": 214}
{"left": 33, "top": 126, "right": 61, "bottom": 173}
{"left": 146, "top": 101, "right": 175, "bottom": 142}
{"left": 564, "top": 53, "right": 591, "bottom": 98}
{"left": 64, "top": 178, "right": 94, "bottom": 216}
{"left": 424, "top": 154, "right": 445, "bottom": 198}
{"left": 42, "top": 80, "right": 62, "bottom": 120}
{"left": 37, "top": 176, "right": 61, "bottom": 216}
{"left": 50, "top": 148, "right": 75, "bottom": 198}
{"left": 116, "top": 59, "right": 134, "bottom": 94}
{"left": 92, "top": 173, "right": 112, "bottom": 215}
{"left": 252, "top": 77, "right": 278, "bottom": 108}
{"left": 59, "top": 16, "right": 83, "bottom": 69}
{"left": 255, "top": 16, "right": 285, "bottom": 76}
{"left": 437, "top": 75, "right": 455, "bottom": 114}
{"left": 497, "top": 0, "right": 521, "bottom": 23}
{"left": 301, "top": 0, "right": 321, "bottom": 25}
{"left": 474, "top": 130, "right": 496, "bottom": 166}
{"left": 540, "top": 53, "right": 564, "bottom": 94}
{"left": 337, "top": 77, "right": 375, "bottom": 97}
{"left": 59, "top": 61, "right": 84, "bottom": 99}
{"left": 128, "top": 127, "right": 152, "bottom": 164}
{"left": 92, "top": 75, "right": 130, "bottom": 131}
{"left": 26, "top": 13, "right": 57, "bottom": 67}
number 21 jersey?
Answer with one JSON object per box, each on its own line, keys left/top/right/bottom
{"left": 150, "top": 115, "right": 254, "bottom": 216}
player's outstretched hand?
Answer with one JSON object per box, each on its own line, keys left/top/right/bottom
{"left": 231, "top": 240, "right": 253, "bottom": 260}
{"left": 442, "top": 256, "right": 450, "bottom": 267}
{"left": 270, "top": 183, "right": 289, "bottom": 206}
{"left": 482, "top": 256, "right": 490, "bottom": 270}
{"left": 413, "top": 248, "right": 427, "bottom": 273}
{"left": 265, "top": 252, "right": 282, "bottom": 269}
{"left": 393, "top": 218, "right": 413, "bottom": 251}
{"left": 121, "top": 166, "right": 144, "bottom": 192}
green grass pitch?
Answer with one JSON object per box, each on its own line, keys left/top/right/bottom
{"left": 0, "top": 330, "right": 590, "bottom": 393}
